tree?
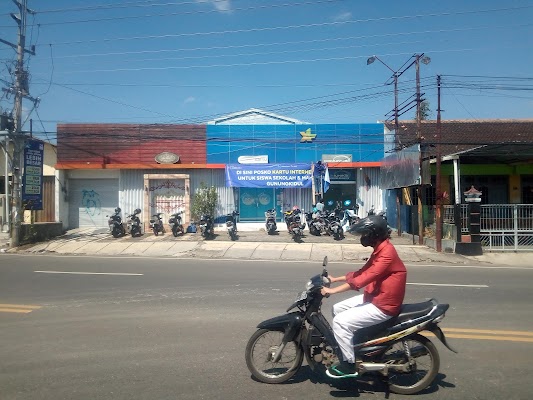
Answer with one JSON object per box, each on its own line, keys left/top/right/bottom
{"left": 418, "top": 100, "right": 432, "bottom": 120}
{"left": 190, "top": 182, "right": 218, "bottom": 221}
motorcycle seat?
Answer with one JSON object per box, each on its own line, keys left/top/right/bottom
{"left": 396, "top": 299, "right": 437, "bottom": 324}
{"left": 352, "top": 299, "right": 439, "bottom": 345}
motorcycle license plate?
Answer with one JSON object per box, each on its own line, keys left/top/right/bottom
{"left": 296, "top": 291, "right": 307, "bottom": 301}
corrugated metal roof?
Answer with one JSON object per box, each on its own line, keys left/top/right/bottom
{"left": 206, "top": 108, "right": 308, "bottom": 125}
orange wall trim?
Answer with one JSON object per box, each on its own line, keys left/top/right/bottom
{"left": 55, "top": 161, "right": 382, "bottom": 170}
{"left": 55, "top": 163, "right": 226, "bottom": 170}
{"left": 328, "top": 162, "right": 382, "bottom": 168}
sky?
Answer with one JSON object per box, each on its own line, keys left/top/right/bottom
{"left": 0, "top": 0, "right": 532, "bottom": 142}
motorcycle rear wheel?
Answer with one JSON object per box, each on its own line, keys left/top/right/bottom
{"left": 245, "top": 329, "right": 303, "bottom": 384}
{"left": 379, "top": 334, "right": 440, "bottom": 395}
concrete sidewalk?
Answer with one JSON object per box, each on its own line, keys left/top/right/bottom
{"left": 2, "top": 228, "right": 531, "bottom": 267}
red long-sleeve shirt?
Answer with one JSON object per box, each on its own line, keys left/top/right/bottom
{"left": 345, "top": 239, "right": 407, "bottom": 316}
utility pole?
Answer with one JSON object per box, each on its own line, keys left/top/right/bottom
{"left": 1, "top": 0, "right": 36, "bottom": 247}
{"left": 435, "top": 75, "right": 442, "bottom": 252}
{"left": 368, "top": 53, "right": 430, "bottom": 243}
{"left": 415, "top": 55, "right": 424, "bottom": 245}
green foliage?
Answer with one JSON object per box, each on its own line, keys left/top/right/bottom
{"left": 190, "top": 183, "right": 218, "bottom": 221}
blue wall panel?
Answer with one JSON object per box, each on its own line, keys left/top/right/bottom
{"left": 207, "top": 124, "right": 384, "bottom": 164}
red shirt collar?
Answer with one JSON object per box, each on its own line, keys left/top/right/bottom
{"left": 372, "top": 239, "right": 389, "bottom": 256}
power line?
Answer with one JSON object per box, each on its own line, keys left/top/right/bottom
{"left": 27, "top": 6, "right": 533, "bottom": 44}
{"left": 3, "top": 0, "right": 345, "bottom": 27}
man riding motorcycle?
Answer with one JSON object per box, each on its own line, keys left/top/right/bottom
{"left": 320, "top": 215, "right": 407, "bottom": 379}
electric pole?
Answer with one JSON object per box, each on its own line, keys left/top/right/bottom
{"left": 1, "top": 0, "right": 36, "bottom": 247}
{"left": 435, "top": 75, "right": 442, "bottom": 252}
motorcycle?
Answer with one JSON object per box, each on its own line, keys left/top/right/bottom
{"left": 149, "top": 212, "right": 165, "bottom": 236}
{"left": 226, "top": 210, "right": 239, "bottom": 240}
{"left": 368, "top": 205, "right": 386, "bottom": 218}
{"left": 339, "top": 200, "right": 360, "bottom": 232}
{"left": 245, "top": 257, "right": 456, "bottom": 395}
{"left": 264, "top": 209, "right": 278, "bottom": 235}
{"left": 339, "top": 207, "right": 360, "bottom": 232}
{"left": 324, "top": 209, "right": 344, "bottom": 240}
{"left": 305, "top": 210, "right": 327, "bottom": 236}
{"left": 126, "top": 208, "right": 142, "bottom": 237}
{"left": 284, "top": 207, "right": 306, "bottom": 241}
{"left": 168, "top": 211, "right": 184, "bottom": 237}
{"left": 199, "top": 214, "right": 215, "bottom": 239}
{"left": 106, "top": 207, "right": 125, "bottom": 238}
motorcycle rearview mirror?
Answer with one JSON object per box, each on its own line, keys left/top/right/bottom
{"left": 322, "top": 256, "right": 329, "bottom": 276}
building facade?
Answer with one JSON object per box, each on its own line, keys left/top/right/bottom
{"left": 55, "top": 109, "right": 386, "bottom": 230}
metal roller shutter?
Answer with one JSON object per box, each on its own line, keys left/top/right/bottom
{"left": 68, "top": 179, "right": 119, "bottom": 228}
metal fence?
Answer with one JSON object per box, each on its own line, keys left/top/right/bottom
{"left": 479, "top": 204, "right": 533, "bottom": 251}
{"left": 443, "top": 205, "right": 469, "bottom": 234}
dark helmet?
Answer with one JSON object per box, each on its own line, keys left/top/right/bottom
{"left": 350, "top": 215, "right": 390, "bottom": 245}
{"left": 134, "top": 208, "right": 141, "bottom": 215}
{"left": 115, "top": 207, "right": 121, "bottom": 213}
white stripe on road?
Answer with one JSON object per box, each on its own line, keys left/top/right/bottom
{"left": 408, "top": 282, "right": 488, "bottom": 288}
{"left": 34, "top": 271, "right": 144, "bottom": 276}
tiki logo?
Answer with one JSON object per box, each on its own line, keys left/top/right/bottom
{"left": 300, "top": 128, "right": 317, "bottom": 143}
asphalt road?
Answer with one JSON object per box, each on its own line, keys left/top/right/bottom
{"left": 1, "top": 254, "right": 532, "bottom": 400}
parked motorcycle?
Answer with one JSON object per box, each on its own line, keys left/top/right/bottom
{"left": 126, "top": 208, "right": 142, "bottom": 237}
{"left": 245, "top": 257, "right": 456, "bottom": 395}
{"left": 339, "top": 206, "right": 360, "bottom": 232}
{"left": 324, "top": 208, "right": 344, "bottom": 240}
{"left": 226, "top": 210, "right": 239, "bottom": 240}
{"left": 284, "top": 207, "right": 306, "bottom": 241}
{"left": 265, "top": 209, "right": 278, "bottom": 235}
{"left": 149, "top": 212, "right": 165, "bottom": 236}
{"left": 368, "top": 205, "right": 386, "bottom": 218}
{"left": 106, "top": 207, "right": 125, "bottom": 238}
{"left": 199, "top": 214, "right": 215, "bottom": 239}
{"left": 168, "top": 211, "right": 184, "bottom": 237}
{"left": 305, "top": 210, "right": 327, "bottom": 236}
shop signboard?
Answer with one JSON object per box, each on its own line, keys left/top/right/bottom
{"left": 225, "top": 163, "right": 313, "bottom": 188}
{"left": 22, "top": 139, "right": 44, "bottom": 210}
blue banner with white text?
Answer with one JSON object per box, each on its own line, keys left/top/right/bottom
{"left": 22, "top": 139, "right": 44, "bottom": 210}
{"left": 225, "top": 164, "right": 313, "bottom": 188}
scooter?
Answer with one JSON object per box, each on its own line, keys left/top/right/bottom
{"left": 305, "top": 210, "right": 327, "bottom": 236}
{"left": 265, "top": 209, "right": 278, "bottom": 235}
{"left": 199, "top": 214, "right": 215, "bottom": 239}
{"left": 324, "top": 209, "right": 344, "bottom": 240}
{"left": 126, "top": 208, "right": 142, "bottom": 237}
{"left": 284, "top": 207, "right": 306, "bottom": 241}
{"left": 339, "top": 206, "right": 360, "bottom": 232}
{"left": 168, "top": 211, "right": 184, "bottom": 237}
{"left": 106, "top": 207, "right": 125, "bottom": 238}
{"left": 245, "top": 257, "right": 457, "bottom": 395}
{"left": 149, "top": 212, "right": 165, "bottom": 236}
{"left": 226, "top": 210, "right": 239, "bottom": 240}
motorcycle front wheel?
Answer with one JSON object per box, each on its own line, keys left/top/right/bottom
{"left": 245, "top": 329, "right": 303, "bottom": 384}
{"left": 379, "top": 334, "right": 440, "bottom": 395}
{"left": 112, "top": 227, "right": 122, "bottom": 238}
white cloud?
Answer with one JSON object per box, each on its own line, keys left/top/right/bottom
{"left": 184, "top": 96, "right": 196, "bottom": 104}
{"left": 195, "top": 0, "right": 232, "bottom": 13}
{"left": 333, "top": 11, "right": 352, "bottom": 22}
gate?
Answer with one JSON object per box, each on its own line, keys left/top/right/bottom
{"left": 480, "top": 204, "right": 533, "bottom": 251}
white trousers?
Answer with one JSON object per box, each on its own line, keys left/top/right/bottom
{"left": 331, "top": 294, "right": 391, "bottom": 363}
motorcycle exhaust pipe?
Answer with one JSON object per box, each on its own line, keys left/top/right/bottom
{"left": 359, "top": 361, "right": 411, "bottom": 374}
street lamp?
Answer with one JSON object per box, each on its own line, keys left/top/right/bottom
{"left": 367, "top": 55, "right": 399, "bottom": 131}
